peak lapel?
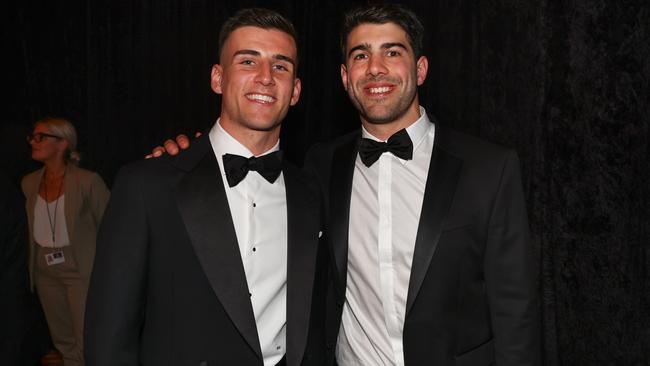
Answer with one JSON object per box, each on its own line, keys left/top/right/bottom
{"left": 173, "top": 138, "right": 262, "bottom": 360}
{"left": 405, "top": 128, "right": 463, "bottom": 316}
{"left": 329, "top": 136, "right": 359, "bottom": 292}
{"left": 284, "top": 163, "right": 319, "bottom": 366}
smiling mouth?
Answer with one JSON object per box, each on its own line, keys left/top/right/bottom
{"left": 365, "top": 85, "right": 394, "bottom": 96}
{"left": 246, "top": 93, "right": 276, "bottom": 104}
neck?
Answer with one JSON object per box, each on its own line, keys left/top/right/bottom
{"left": 44, "top": 160, "right": 66, "bottom": 179}
{"left": 360, "top": 102, "right": 421, "bottom": 141}
{"left": 220, "top": 120, "right": 281, "bottom": 156}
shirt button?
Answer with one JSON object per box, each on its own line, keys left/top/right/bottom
{"left": 253, "top": 202, "right": 257, "bottom": 207}
{"left": 252, "top": 247, "right": 257, "bottom": 252}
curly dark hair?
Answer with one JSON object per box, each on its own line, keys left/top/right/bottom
{"left": 340, "top": 3, "right": 424, "bottom": 62}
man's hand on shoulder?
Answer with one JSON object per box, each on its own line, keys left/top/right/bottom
{"left": 144, "top": 132, "right": 201, "bottom": 159}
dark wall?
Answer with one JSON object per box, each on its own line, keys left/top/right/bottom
{"left": 3, "top": 0, "right": 649, "bottom": 363}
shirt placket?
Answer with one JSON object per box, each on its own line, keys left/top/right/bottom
{"left": 377, "top": 154, "right": 403, "bottom": 365}
{"left": 247, "top": 176, "right": 259, "bottom": 258}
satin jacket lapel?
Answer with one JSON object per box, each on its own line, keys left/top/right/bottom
{"left": 173, "top": 137, "right": 262, "bottom": 360}
{"left": 284, "top": 163, "right": 319, "bottom": 366}
{"left": 329, "top": 134, "right": 359, "bottom": 293}
{"left": 406, "top": 126, "right": 463, "bottom": 316}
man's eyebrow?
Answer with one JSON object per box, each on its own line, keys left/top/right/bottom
{"left": 347, "top": 43, "right": 370, "bottom": 58}
{"left": 233, "top": 50, "right": 295, "bottom": 66}
{"left": 274, "top": 54, "right": 295, "bottom": 66}
{"left": 233, "top": 49, "right": 261, "bottom": 57}
{"left": 381, "top": 42, "right": 408, "bottom": 51}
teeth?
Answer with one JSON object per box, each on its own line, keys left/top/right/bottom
{"left": 369, "top": 86, "right": 391, "bottom": 94}
{"left": 247, "top": 94, "right": 275, "bottom": 103}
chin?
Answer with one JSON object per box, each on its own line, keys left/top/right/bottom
{"left": 363, "top": 110, "right": 401, "bottom": 125}
{"left": 243, "top": 117, "right": 283, "bottom": 132}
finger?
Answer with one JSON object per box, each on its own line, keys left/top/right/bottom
{"left": 163, "top": 139, "right": 180, "bottom": 155}
{"left": 144, "top": 154, "right": 153, "bottom": 159}
{"left": 176, "top": 134, "right": 190, "bottom": 150}
{"left": 152, "top": 146, "right": 165, "bottom": 157}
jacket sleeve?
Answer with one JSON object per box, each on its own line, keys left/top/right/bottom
{"left": 87, "top": 172, "right": 110, "bottom": 225}
{"left": 484, "top": 151, "right": 541, "bottom": 366}
{"left": 84, "top": 165, "right": 148, "bottom": 366}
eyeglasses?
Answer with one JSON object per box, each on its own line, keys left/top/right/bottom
{"left": 27, "top": 132, "right": 62, "bottom": 143}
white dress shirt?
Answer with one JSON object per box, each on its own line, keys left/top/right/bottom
{"left": 209, "top": 120, "right": 288, "bottom": 366}
{"left": 34, "top": 194, "right": 70, "bottom": 247}
{"left": 337, "top": 107, "right": 435, "bottom": 366}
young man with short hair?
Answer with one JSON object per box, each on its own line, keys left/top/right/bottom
{"left": 85, "top": 8, "right": 327, "bottom": 366}
{"left": 305, "top": 4, "right": 540, "bottom": 365}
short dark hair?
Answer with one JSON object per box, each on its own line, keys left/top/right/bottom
{"left": 218, "top": 8, "right": 298, "bottom": 65}
{"left": 340, "top": 3, "right": 424, "bottom": 62}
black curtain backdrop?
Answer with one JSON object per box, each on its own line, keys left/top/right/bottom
{"left": 3, "top": 0, "right": 649, "bottom": 364}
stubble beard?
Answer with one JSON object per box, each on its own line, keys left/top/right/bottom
{"left": 349, "top": 76, "right": 418, "bottom": 126}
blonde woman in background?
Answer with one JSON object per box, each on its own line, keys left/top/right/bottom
{"left": 22, "top": 117, "right": 109, "bottom": 366}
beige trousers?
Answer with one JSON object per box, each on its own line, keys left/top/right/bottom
{"left": 35, "top": 245, "right": 87, "bottom": 366}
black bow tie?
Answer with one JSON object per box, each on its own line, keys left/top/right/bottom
{"left": 222, "top": 151, "right": 283, "bottom": 187}
{"left": 358, "top": 129, "right": 413, "bottom": 167}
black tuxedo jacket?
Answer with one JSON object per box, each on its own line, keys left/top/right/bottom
{"left": 85, "top": 136, "right": 327, "bottom": 366}
{"left": 304, "top": 123, "right": 540, "bottom": 366}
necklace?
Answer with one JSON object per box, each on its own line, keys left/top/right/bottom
{"left": 41, "top": 170, "right": 65, "bottom": 244}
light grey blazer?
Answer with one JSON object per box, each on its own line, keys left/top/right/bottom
{"left": 22, "top": 164, "right": 110, "bottom": 288}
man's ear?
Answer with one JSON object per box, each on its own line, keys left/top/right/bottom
{"left": 416, "top": 56, "right": 428, "bottom": 86}
{"left": 211, "top": 64, "right": 223, "bottom": 94}
{"left": 290, "top": 78, "right": 302, "bottom": 106}
{"left": 340, "top": 64, "right": 349, "bottom": 91}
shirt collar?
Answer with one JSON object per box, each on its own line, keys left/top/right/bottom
{"left": 360, "top": 106, "right": 432, "bottom": 151}
{"left": 208, "top": 119, "right": 280, "bottom": 175}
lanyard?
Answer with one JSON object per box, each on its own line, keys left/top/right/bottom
{"left": 41, "top": 170, "right": 65, "bottom": 245}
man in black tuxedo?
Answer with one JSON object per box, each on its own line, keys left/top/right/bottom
{"left": 156, "top": 4, "right": 540, "bottom": 365}
{"left": 85, "top": 8, "right": 326, "bottom": 366}
{"left": 303, "top": 4, "right": 540, "bottom": 365}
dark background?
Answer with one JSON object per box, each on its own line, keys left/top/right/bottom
{"left": 3, "top": 0, "right": 649, "bottom": 364}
